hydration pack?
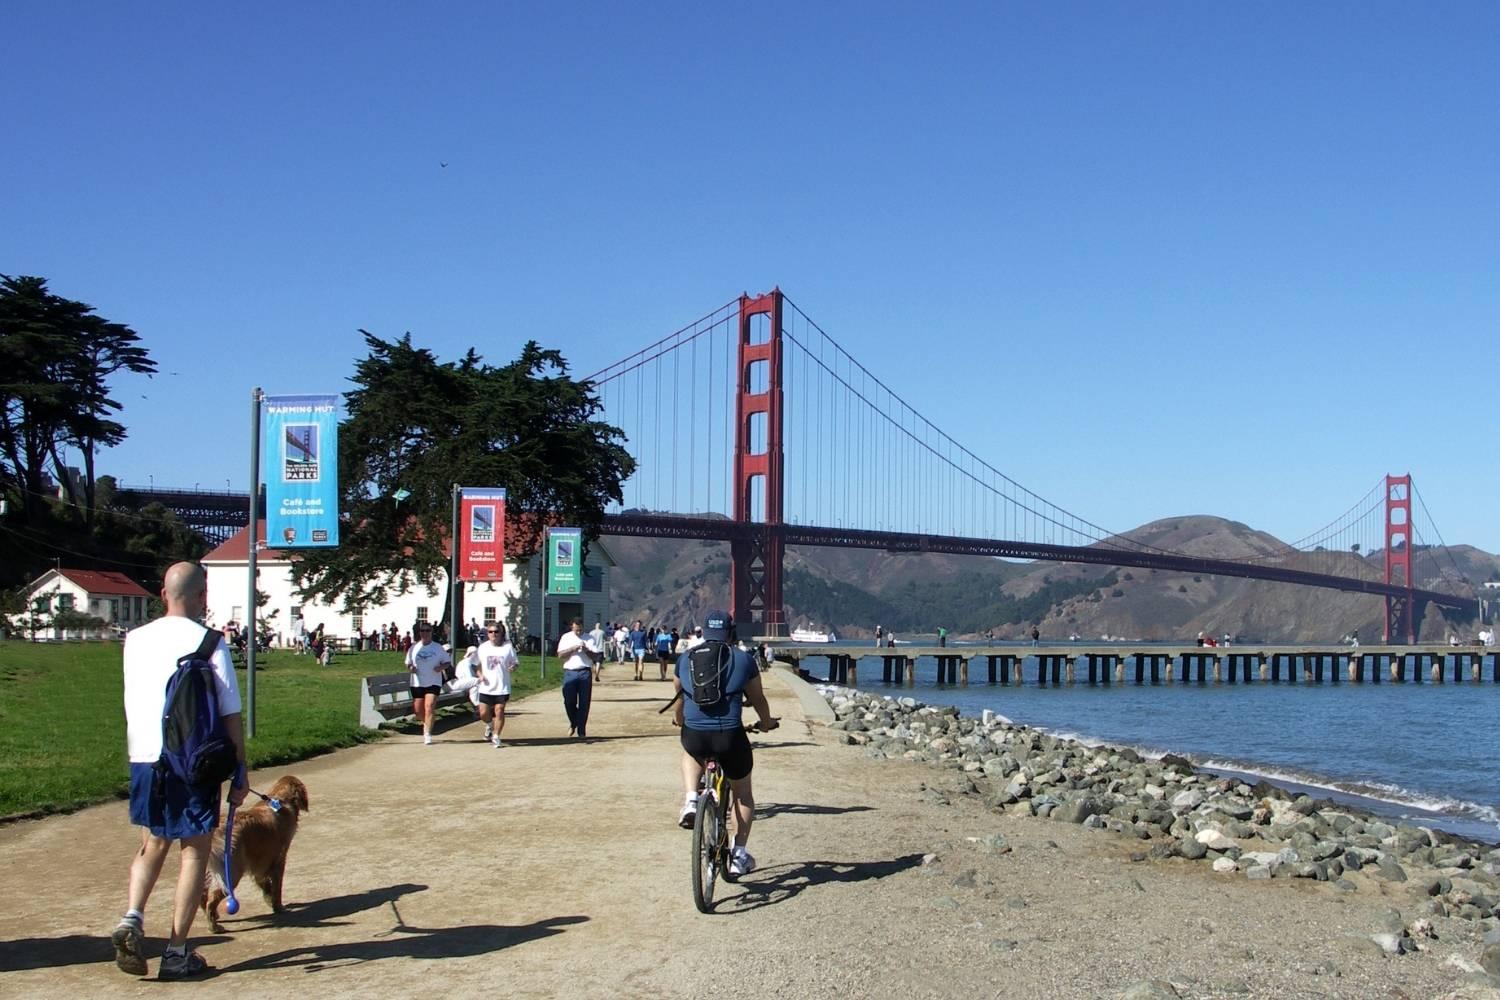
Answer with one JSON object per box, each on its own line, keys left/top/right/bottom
{"left": 687, "top": 640, "right": 731, "bottom": 707}
{"left": 156, "top": 628, "right": 239, "bottom": 788}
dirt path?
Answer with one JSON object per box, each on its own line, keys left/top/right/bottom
{"left": 1, "top": 669, "right": 1496, "bottom": 999}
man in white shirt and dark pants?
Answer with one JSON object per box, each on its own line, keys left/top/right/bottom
{"left": 557, "top": 618, "right": 600, "bottom": 738}
{"left": 112, "top": 562, "right": 247, "bottom": 981}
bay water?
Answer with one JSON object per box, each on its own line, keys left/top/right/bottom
{"left": 809, "top": 645, "right": 1500, "bottom": 843}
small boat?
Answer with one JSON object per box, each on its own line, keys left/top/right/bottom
{"left": 790, "top": 626, "right": 837, "bottom": 643}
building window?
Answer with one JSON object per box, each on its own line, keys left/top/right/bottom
{"left": 483, "top": 606, "right": 497, "bottom": 625}
{"left": 110, "top": 599, "right": 120, "bottom": 620}
{"left": 416, "top": 606, "right": 429, "bottom": 624}
{"left": 231, "top": 605, "right": 243, "bottom": 624}
{"left": 352, "top": 613, "right": 364, "bottom": 633}
{"left": 58, "top": 594, "right": 75, "bottom": 612}
{"left": 290, "top": 604, "right": 302, "bottom": 623}
{"left": 135, "top": 596, "right": 144, "bottom": 619}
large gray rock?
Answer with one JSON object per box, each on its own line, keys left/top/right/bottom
{"left": 1376, "top": 859, "right": 1409, "bottom": 883}
{"left": 1119, "top": 981, "right": 1181, "bottom": 1000}
{"left": 1171, "top": 789, "right": 1205, "bottom": 811}
{"left": 1177, "top": 838, "right": 1209, "bottom": 861}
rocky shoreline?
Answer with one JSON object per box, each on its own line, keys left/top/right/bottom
{"left": 820, "top": 684, "right": 1500, "bottom": 966}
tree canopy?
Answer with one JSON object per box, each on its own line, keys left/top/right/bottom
{"left": 0, "top": 274, "right": 155, "bottom": 522}
{"left": 290, "top": 333, "right": 634, "bottom": 618}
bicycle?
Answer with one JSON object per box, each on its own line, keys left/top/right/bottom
{"left": 689, "top": 719, "right": 776, "bottom": 913}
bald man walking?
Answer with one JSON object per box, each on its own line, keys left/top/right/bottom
{"left": 111, "top": 562, "right": 247, "bottom": 980}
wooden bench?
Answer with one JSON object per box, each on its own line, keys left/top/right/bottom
{"left": 358, "top": 672, "right": 473, "bottom": 729}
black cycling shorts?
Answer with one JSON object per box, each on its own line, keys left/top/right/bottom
{"left": 680, "top": 726, "right": 753, "bottom": 781}
{"left": 409, "top": 685, "right": 441, "bottom": 700}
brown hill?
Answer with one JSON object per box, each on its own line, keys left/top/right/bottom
{"left": 603, "top": 515, "right": 1495, "bottom": 643}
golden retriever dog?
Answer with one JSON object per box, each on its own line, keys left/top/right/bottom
{"left": 203, "top": 775, "right": 310, "bottom": 932}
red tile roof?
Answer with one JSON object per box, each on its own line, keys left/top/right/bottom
{"left": 202, "top": 522, "right": 293, "bottom": 563}
{"left": 57, "top": 569, "right": 152, "bottom": 597}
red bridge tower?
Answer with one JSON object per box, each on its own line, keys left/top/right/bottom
{"left": 1384, "top": 473, "right": 1416, "bottom": 643}
{"left": 731, "top": 289, "right": 787, "bottom": 637}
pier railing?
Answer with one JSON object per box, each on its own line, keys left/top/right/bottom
{"left": 765, "top": 643, "right": 1500, "bottom": 688}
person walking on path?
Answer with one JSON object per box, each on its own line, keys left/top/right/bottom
{"left": 406, "top": 622, "right": 452, "bottom": 745}
{"left": 474, "top": 624, "right": 519, "bottom": 747}
{"left": 655, "top": 626, "right": 674, "bottom": 681}
{"left": 672, "top": 609, "right": 778, "bottom": 877}
{"left": 111, "top": 561, "right": 247, "bottom": 981}
{"left": 613, "top": 622, "right": 629, "bottom": 664}
{"left": 628, "top": 619, "right": 648, "bottom": 681}
{"left": 589, "top": 621, "right": 607, "bottom": 681}
{"left": 558, "top": 618, "right": 600, "bottom": 738}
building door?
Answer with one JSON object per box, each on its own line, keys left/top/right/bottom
{"left": 557, "top": 601, "right": 584, "bottom": 630}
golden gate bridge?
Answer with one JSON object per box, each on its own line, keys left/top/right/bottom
{"left": 115, "top": 288, "right": 1482, "bottom": 642}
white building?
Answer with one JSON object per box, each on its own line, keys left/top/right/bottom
{"left": 201, "top": 522, "right": 615, "bottom": 651}
{"left": 9, "top": 568, "right": 154, "bottom": 640}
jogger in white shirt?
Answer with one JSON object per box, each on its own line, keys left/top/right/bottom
{"left": 473, "top": 624, "right": 519, "bottom": 748}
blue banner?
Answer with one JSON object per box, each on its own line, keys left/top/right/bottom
{"left": 263, "top": 394, "right": 340, "bottom": 548}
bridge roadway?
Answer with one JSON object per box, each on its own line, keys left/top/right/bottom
{"left": 603, "top": 512, "right": 1480, "bottom": 615}
{"left": 767, "top": 642, "right": 1500, "bottom": 687}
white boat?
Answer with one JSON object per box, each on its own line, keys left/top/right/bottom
{"left": 790, "top": 626, "right": 837, "bottom": 643}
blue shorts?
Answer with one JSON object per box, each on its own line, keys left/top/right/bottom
{"left": 128, "top": 762, "right": 221, "bottom": 840}
{"left": 633, "top": 648, "right": 646, "bottom": 659}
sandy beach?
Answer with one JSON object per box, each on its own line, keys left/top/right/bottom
{"left": 1, "top": 667, "right": 1497, "bottom": 999}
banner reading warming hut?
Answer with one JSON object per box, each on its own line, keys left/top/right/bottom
{"left": 263, "top": 394, "right": 340, "bottom": 548}
{"left": 458, "top": 487, "right": 506, "bottom": 580}
{"left": 547, "top": 527, "right": 582, "bottom": 594}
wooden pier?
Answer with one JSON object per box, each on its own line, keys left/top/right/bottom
{"left": 764, "top": 643, "right": 1500, "bottom": 688}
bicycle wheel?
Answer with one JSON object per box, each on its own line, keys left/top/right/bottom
{"left": 691, "top": 790, "right": 718, "bottom": 913}
{"left": 718, "top": 786, "right": 740, "bottom": 883}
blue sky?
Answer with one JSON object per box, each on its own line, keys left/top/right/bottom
{"left": 5, "top": 3, "right": 1497, "bottom": 551}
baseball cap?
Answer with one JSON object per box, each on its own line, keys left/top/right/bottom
{"left": 702, "top": 609, "right": 732, "bottom": 641}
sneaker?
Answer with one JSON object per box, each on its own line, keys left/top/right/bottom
{"left": 111, "top": 917, "right": 146, "bottom": 976}
{"left": 678, "top": 798, "right": 697, "bottom": 829}
{"left": 483, "top": 723, "right": 493, "bottom": 740}
{"left": 728, "top": 846, "right": 756, "bottom": 877}
{"left": 158, "top": 948, "right": 210, "bottom": 981}
{"left": 492, "top": 736, "right": 504, "bottom": 749}
{"left": 423, "top": 734, "right": 433, "bottom": 745}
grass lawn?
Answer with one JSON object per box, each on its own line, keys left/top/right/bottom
{"left": 0, "top": 640, "right": 557, "bottom": 818}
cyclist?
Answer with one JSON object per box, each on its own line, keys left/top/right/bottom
{"left": 672, "top": 609, "right": 778, "bottom": 877}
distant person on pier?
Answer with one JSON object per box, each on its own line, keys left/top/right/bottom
{"left": 875, "top": 624, "right": 883, "bottom": 646}
{"left": 938, "top": 626, "right": 947, "bottom": 648}
{"left": 1030, "top": 625, "right": 1040, "bottom": 647}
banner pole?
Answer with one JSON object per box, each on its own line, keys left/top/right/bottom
{"left": 246, "top": 387, "right": 262, "bottom": 739}
{"left": 449, "top": 483, "right": 461, "bottom": 644}
{"left": 539, "top": 528, "right": 549, "bottom": 682}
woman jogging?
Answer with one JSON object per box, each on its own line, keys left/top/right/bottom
{"left": 473, "top": 624, "right": 518, "bottom": 748}
{"left": 405, "top": 622, "right": 452, "bottom": 745}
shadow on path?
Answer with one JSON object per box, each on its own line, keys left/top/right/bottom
{"left": 225, "top": 883, "right": 429, "bottom": 932}
{"left": 758, "top": 802, "right": 875, "bottom": 819}
{"left": 0, "top": 932, "right": 227, "bottom": 973}
{"left": 220, "top": 914, "right": 589, "bottom": 973}
{"left": 715, "top": 855, "right": 925, "bottom": 912}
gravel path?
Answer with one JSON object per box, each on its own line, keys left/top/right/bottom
{"left": 1, "top": 668, "right": 1497, "bottom": 999}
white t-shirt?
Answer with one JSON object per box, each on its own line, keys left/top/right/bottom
{"left": 472, "top": 641, "right": 519, "bottom": 695}
{"left": 406, "top": 640, "right": 451, "bottom": 688}
{"left": 123, "top": 617, "right": 242, "bottom": 764}
{"left": 557, "top": 630, "right": 593, "bottom": 671}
